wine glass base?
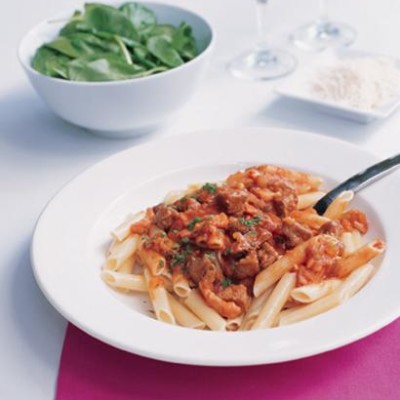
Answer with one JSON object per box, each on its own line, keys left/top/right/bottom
{"left": 228, "top": 48, "right": 297, "bottom": 80}
{"left": 290, "top": 21, "right": 356, "bottom": 52}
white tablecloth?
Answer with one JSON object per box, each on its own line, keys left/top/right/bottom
{"left": 2, "top": 0, "right": 400, "bottom": 398}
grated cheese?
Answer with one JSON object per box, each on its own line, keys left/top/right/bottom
{"left": 310, "top": 57, "right": 400, "bottom": 110}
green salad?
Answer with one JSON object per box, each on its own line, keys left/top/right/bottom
{"left": 32, "top": 2, "right": 198, "bottom": 81}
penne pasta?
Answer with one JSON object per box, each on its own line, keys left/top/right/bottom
{"left": 138, "top": 245, "right": 167, "bottom": 276}
{"left": 160, "top": 269, "right": 172, "bottom": 280}
{"left": 252, "top": 273, "right": 296, "bottom": 329}
{"left": 184, "top": 289, "right": 226, "bottom": 331}
{"left": 102, "top": 164, "right": 385, "bottom": 331}
{"left": 144, "top": 269, "right": 175, "bottom": 325}
{"left": 341, "top": 232, "right": 356, "bottom": 255}
{"left": 335, "top": 240, "right": 385, "bottom": 278}
{"left": 164, "top": 184, "right": 204, "bottom": 205}
{"left": 283, "top": 301, "right": 299, "bottom": 311}
{"left": 290, "top": 279, "right": 341, "bottom": 303}
{"left": 226, "top": 315, "right": 244, "bottom": 332}
{"left": 279, "top": 290, "right": 343, "bottom": 326}
{"left": 101, "top": 270, "right": 146, "bottom": 292}
{"left": 167, "top": 293, "right": 206, "bottom": 329}
{"left": 323, "top": 190, "right": 354, "bottom": 220}
{"left": 280, "top": 263, "right": 375, "bottom": 326}
{"left": 253, "top": 236, "right": 322, "bottom": 297}
{"left": 351, "top": 230, "right": 363, "bottom": 250}
{"left": 172, "top": 270, "right": 191, "bottom": 298}
{"left": 291, "top": 210, "right": 331, "bottom": 230}
{"left": 185, "top": 183, "right": 203, "bottom": 195}
{"left": 105, "top": 234, "right": 139, "bottom": 271}
{"left": 297, "top": 191, "right": 326, "bottom": 210}
{"left": 340, "top": 263, "right": 375, "bottom": 300}
{"left": 241, "top": 287, "right": 274, "bottom": 330}
{"left": 305, "top": 175, "right": 324, "bottom": 192}
{"left": 164, "top": 190, "right": 186, "bottom": 205}
{"left": 111, "top": 211, "right": 145, "bottom": 242}
{"left": 117, "top": 255, "right": 134, "bottom": 274}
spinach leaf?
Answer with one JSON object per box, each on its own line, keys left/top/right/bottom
{"left": 147, "top": 36, "right": 183, "bottom": 68}
{"left": 67, "top": 32, "right": 121, "bottom": 56}
{"left": 68, "top": 54, "right": 145, "bottom": 81}
{"left": 172, "top": 22, "right": 197, "bottom": 60}
{"left": 119, "top": 3, "right": 156, "bottom": 31}
{"left": 149, "top": 24, "right": 176, "bottom": 40}
{"left": 84, "top": 3, "right": 139, "bottom": 41}
{"left": 32, "top": 47, "right": 70, "bottom": 79}
{"left": 32, "top": 2, "right": 198, "bottom": 81}
{"left": 132, "top": 46, "right": 158, "bottom": 68}
{"left": 60, "top": 19, "right": 90, "bottom": 36}
{"left": 45, "top": 36, "right": 79, "bottom": 58}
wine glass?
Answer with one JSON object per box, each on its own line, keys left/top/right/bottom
{"left": 228, "top": 0, "right": 297, "bottom": 80}
{"left": 290, "top": 0, "right": 356, "bottom": 52}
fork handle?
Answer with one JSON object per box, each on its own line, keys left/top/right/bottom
{"left": 313, "top": 153, "right": 400, "bottom": 215}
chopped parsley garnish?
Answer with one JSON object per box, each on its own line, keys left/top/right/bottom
{"left": 188, "top": 216, "right": 203, "bottom": 230}
{"left": 239, "top": 216, "right": 261, "bottom": 227}
{"left": 158, "top": 260, "right": 165, "bottom": 268}
{"left": 181, "top": 237, "right": 190, "bottom": 244}
{"left": 248, "top": 230, "right": 257, "bottom": 235}
{"left": 221, "top": 278, "right": 232, "bottom": 288}
{"left": 202, "top": 182, "right": 217, "bottom": 193}
{"left": 183, "top": 246, "right": 193, "bottom": 256}
{"left": 160, "top": 232, "right": 167, "bottom": 238}
{"left": 225, "top": 248, "right": 233, "bottom": 256}
{"left": 171, "top": 253, "right": 185, "bottom": 266}
{"left": 206, "top": 251, "right": 216, "bottom": 260}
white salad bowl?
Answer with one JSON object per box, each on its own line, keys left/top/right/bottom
{"left": 18, "top": 2, "right": 214, "bottom": 138}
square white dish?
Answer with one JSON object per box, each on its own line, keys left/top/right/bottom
{"left": 275, "top": 49, "right": 400, "bottom": 123}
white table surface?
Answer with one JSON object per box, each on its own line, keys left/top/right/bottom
{"left": 2, "top": 0, "right": 400, "bottom": 398}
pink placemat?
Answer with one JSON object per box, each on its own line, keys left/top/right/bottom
{"left": 57, "top": 320, "right": 400, "bottom": 400}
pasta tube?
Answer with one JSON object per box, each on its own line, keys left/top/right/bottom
{"left": 172, "top": 270, "right": 191, "bottom": 298}
{"left": 167, "top": 293, "right": 205, "bottom": 329}
{"left": 252, "top": 273, "right": 296, "bottom": 330}
{"left": 105, "top": 234, "right": 139, "bottom": 271}
{"left": 280, "top": 263, "right": 375, "bottom": 326}
{"left": 290, "top": 279, "right": 341, "bottom": 303}
{"left": 323, "top": 191, "right": 354, "bottom": 220}
{"left": 297, "top": 191, "right": 326, "bottom": 210}
{"left": 138, "top": 246, "right": 167, "bottom": 276}
{"left": 335, "top": 240, "right": 385, "bottom": 278}
{"left": 101, "top": 270, "right": 147, "bottom": 292}
{"left": 279, "top": 290, "right": 343, "bottom": 326}
{"left": 111, "top": 211, "right": 145, "bottom": 241}
{"left": 184, "top": 289, "right": 226, "bottom": 331}
{"left": 144, "top": 269, "right": 175, "bottom": 325}
{"left": 241, "top": 287, "right": 274, "bottom": 330}
{"left": 254, "top": 237, "right": 317, "bottom": 297}
{"left": 340, "top": 263, "right": 375, "bottom": 300}
{"left": 226, "top": 315, "right": 244, "bottom": 332}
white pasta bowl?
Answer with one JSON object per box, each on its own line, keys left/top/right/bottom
{"left": 18, "top": 2, "right": 214, "bottom": 138}
{"left": 31, "top": 128, "right": 400, "bottom": 366}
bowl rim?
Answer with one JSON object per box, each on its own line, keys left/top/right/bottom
{"left": 18, "top": 1, "right": 215, "bottom": 86}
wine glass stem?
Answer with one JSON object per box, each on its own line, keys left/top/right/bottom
{"left": 255, "top": 0, "right": 270, "bottom": 50}
{"left": 319, "top": 0, "right": 330, "bottom": 23}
